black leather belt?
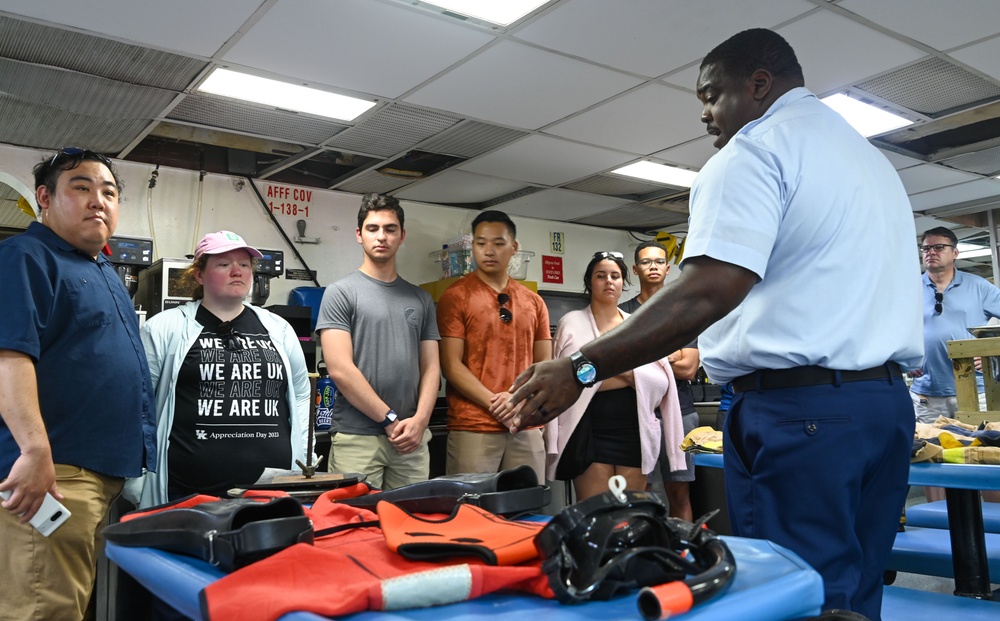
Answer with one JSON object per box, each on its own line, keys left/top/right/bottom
{"left": 731, "top": 361, "right": 901, "bottom": 393}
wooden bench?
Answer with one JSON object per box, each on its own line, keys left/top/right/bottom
{"left": 907, "top": 500, "right": 1000, "bottom": 534}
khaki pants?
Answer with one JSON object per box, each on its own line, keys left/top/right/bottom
{"left": 329, "top": 429, "right": 431, "bottom": 490}
{"left": 0, "top": 464, "right": 122, "bottom": 621}
{"left": 446, "top": 429, "right": 545, "bottom": 481}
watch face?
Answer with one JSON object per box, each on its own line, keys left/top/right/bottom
{"left": 577, "top": 363, "right": 597, "bottom": 385}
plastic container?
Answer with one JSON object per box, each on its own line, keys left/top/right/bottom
{"left": 430, "top": 246, "right": 475, "bottom": 279}
{"left": 507, "top": 250, "right": 534, "bottom": 280}
{"left": 430, "top": 248, "right": 534, "bottom": 280}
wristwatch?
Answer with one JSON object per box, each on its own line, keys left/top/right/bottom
{"left": 569, "top": 351, "right": 598, "bottom": 387}
{"left": 379, "top": 409, "right": 398, "bottom": 429}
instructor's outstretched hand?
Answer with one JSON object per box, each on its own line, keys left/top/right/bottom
{"left": 500, "top": 357, "right": 581, "bottom": 432}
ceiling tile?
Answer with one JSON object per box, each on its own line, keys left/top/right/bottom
{"left": 419, "top": 121, "right": 528, "bottom": 159}
{"left": 940, "top": 145, "right": 1000, "bottom": 177}
{"left": 564, "top": 174, "right": 668, "bottom": 198}
{"left": 0, "top": 16, "right": 207, "bottom": 91}
{"left": 0, "top": 0, "right": 262, "bottom": 57}
{"left": 333, "top": 168, "right": 413, "bottom": 195}
{"left": 326, "top": 103, "right": 461, "bottom": 158}
{"left": 458, "top": 134, "right": 633, "bottom": 186}
{"left": 778, "top": 10, "right": 927, "bottom": 96}
{"left": 514, "top": 0, "right": 814, "bottom": 78}
{"left": 653, "top": 136, "right": 718, "bottom": 169}
{"left": 855, "top": 57, "right": 1000, "bottom": 117}
{"left": 878, "top": 148, "right": 925, "bottom": 170}
{"left": 544, "top": 83, "right": 704, "bottom": 154}
{"left": 169, "top": 95, "right": 346, "bottom": 145}
{"left": 405, "top": 40, "right": 642, "bottom": 130}
{"left": 897, "top": 164, "right": 982, "bottom": 195}
{"left": 838, "top": 0, "right": 1000, "bottom": 52}
{"left": 224, "top": 0, "right": 494, "bottom": 99}
{"left": 0, "top": 97, "right": 151, "bottom": 153}
{"left": 496, "top": 188, "right": 630, "bottom": 221}
{"left": 574, "top": 202, "right": 689, "bottom": 230}
{"left": 950, "top": 36, "right": 1000, "bottom": 84}
{"left": 908, "top": 178, "right": 1000, "bottom": 212}
{"left": 395, "top": 169, "right": 529, "bottom": 204}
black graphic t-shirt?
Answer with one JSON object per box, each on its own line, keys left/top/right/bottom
{"left": 168, "top": 306, "right": 291, "bottom": 498}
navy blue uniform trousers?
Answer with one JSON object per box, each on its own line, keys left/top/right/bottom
{"left": 723, "top": 375, "right": 914, "bottom": 620}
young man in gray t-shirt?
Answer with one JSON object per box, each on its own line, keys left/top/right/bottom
{"left": 315, "top": 193, "right": 440, "bottom": 490}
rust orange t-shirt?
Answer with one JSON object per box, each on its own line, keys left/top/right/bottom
{"left": 436, "top": 274, "right": 550, "bottom": 432}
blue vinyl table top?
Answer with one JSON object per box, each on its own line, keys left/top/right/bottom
{"left": 107, "top": 532, "right": 822, "bottom": 621}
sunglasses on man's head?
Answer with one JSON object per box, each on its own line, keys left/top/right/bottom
{"left": 49, "top": 147, "right": 114, "bottom": 169}
{"left": 498, "top": 293, "right": 513, "bottom": 324}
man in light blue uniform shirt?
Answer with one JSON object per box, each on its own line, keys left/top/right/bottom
{"left": 910, "top": 226, "right": 1000, "bottom": 423}
{"left": 504, "top": 29, "right": 922, "bottom": 619}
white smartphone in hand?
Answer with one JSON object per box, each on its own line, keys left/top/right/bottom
{"left": 0, "top": 489, "right": 72, "bottom": 536}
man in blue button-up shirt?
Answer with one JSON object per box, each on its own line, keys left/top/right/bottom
{"left": 0, "top": 148, "right": 157, "bottom": 621}
{"left": 910, "top": 226, "right": 1000, "bottom": 422}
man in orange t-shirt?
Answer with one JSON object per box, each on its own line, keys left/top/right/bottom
{"left": 436, "top": 211, "right": 551, "bottom": 479}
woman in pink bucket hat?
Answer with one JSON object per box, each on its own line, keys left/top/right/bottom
{"left": 126, "top": 231, "right": 312, "bottom": 514}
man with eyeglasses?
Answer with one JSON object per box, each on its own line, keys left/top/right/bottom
{"left": 503, "top": 29, "right": 923, "bottom": 619}
{"left": 0, "top": 148, "right": 157, "bottom": 620}
{"left": 910, "top": 227, "right": 1000, "bottom": 425}
{"left": 620, "top": 241, "right": 700, "bottom": 521}
{"left": 436, "top": 210, "right": 551, "bottom": 480}
{"left": 316, "top": 193, "right": 440, "bottom": 490}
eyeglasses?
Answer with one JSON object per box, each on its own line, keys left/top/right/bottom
{"left": 498, "top": 293, "right": 513, "bottom": 324}
{"left": 919, "top": 244, "right": 955, "bottom": 254}
{"left": 49, "top": 147, "right": 114, "bottom": 169}
{"left": 593, "top": 251, "right": 624, "bottom": 261}
{"left": 637, "top": 258, "right": 668, "bottom": 267}
{"left": 934, "top": 291, "right": 944, "bottom": 315}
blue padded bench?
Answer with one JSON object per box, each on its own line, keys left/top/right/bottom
{"left": 889, "top": 526, "right": 1000, "bottom": 578}
{"left": 882, "top": 585, "right": 1000, "bottom": 620}
{"left": 907, "top": 500, "right": 1000, "bottom": 534}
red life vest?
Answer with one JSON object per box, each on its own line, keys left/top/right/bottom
{"left": 199, "top": 485, "right": 553, "bottom": 620}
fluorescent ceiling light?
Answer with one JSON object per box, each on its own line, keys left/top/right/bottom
{"left": 420, "top": 0, "right": 550, "bottom": 26}
{"left": 198, "top": 68, "right": 376, "bottom": 122}
{"left": 611, "top": 161, "right": 698, "bottom": 188}
{"left": 957, "top": 242, "right": 992, "bottom": 259}
{"left": 821, "top": 93, "right": 913, "bottom": 137}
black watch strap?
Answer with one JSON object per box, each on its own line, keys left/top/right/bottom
{"left": 379, "top": 409, "right": 398, "bottom": 428}
{"left": 570, "top": 351, "right": 598, "bottom": 387}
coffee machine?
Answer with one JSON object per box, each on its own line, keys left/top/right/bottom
{"left": 251, "top": 249, "right": 284, "bottom": 306}
{"left": 105, "top": 235, "right": 154, "bottom": 324}
{"left": 105, "top": 235, "right": 153, "bottom": 297}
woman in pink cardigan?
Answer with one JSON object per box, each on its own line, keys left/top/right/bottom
{"left": 545, "top": 251, "right": 685, "bottom": 501}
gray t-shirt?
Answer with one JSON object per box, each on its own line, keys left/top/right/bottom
{"left": 316, "top": 270, "right": 440, "bottom": 435}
